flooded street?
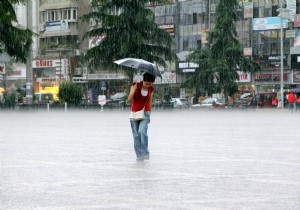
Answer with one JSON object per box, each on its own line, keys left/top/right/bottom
{"left": 1, "top": 110, "right": 300, "bottom": 210}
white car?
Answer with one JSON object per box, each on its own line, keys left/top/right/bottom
{"left": 171, "top": 98, "right": 183, "bottom": 108}
{"left": 191, "top": 98, "right": 217, "bottom": 109}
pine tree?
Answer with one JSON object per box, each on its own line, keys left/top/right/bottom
{"left": 185, "top": 0, "right": 261, "bottom": 100}
{"left": 0, "top": 0, "right": 34, "bottom": 63}
{"left": 80, "top": 0, "right": 177, "bottom": 76}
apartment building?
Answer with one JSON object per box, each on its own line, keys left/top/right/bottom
{"left": 31, "top": 0, "right": 93, "bottom": 95}
{"left": 151, "top": 0, "right": 300, "bottom": 97}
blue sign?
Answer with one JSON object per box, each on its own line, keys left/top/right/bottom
{"left": 101, "top": 81, "right": 106, "bottom": 90}
{"left": 253, "top": 17, "right": 289, "bottom": 31}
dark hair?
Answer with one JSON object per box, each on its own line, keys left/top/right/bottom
{"left": 143, "top": 72, "right": 156, "bottom": 82}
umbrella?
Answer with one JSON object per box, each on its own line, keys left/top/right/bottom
{"left": 291, "top": 88, "right": 300, "bottom": 93}
{"left": 110, "top": 92, "right": 126, "bottom": 100}
{"left": 114, "top": 58, "right": 162, "bottom": 78}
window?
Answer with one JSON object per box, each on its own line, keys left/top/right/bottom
{"left": 72, "top": 9, "right": 77, "bottom": 20}
{"left": 183, "top": 37, "right": 188, "bottom": 51}
{"left": 264, "top": 7, "right": 271, "bottom": 17}
{"left": 51, "top": 11, "right": 55, "bottom": 20}
{"left": 193, "top": 13, "right": 197, "bottom": 24}
{"left": 68, "top": 10, "right": 71, "bottom": 20}
{"left": 166, "top": 16, "right": 174, "bottom": 24}
{"left": 271, "top": 43, "right": 279, "bottom": 54}
{"left": 272, "top": 5, "right": 279, "bottom": 17}
{"left": 253, "top": 7, "right": 259, "bottom": 18}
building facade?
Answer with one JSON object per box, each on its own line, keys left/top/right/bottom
{"left": 151, "top": 0, "right": 300, "bottom": 98}
{"left": 4, "top": 0, "right": 300, "bottom": 101}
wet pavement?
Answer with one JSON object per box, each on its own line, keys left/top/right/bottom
{"left": 1, "top": 109, "right": 300, "bottom": 210}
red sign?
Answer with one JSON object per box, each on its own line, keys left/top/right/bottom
{"left": 254, "top": 73, "right": 287, "bottom": 82}
{"left": 294, "top": 14, "right": 300, "bottom": 27}
{"left": 35, "top": 60, "right": 53, "bottom": 67}
{"left": 0, "top": 66, "right": 4, "bottom": 72}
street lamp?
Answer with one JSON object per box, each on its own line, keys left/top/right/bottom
{"left": 277, "top": 2, "right": 291, "bottom": 109}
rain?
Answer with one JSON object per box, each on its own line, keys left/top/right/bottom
{"left": 1, "top": 0, "right": 300, "bottom": 209}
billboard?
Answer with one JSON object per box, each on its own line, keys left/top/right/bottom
{"left": 253, "top": 17, "right": 288, "bottom": 31}
{"left": 45, "top": 20, "right": 69, "bottom": 31}
{"left": 243, "top": 0, "right": 253, "bottom": 19}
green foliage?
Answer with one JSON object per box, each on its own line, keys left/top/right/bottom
{"left": 80, "top": 0, "right": 177, "bottom": 70}
{"left": 2, "top": 91, "right": 16, "bottom": 107}
{"left": 0, "top": 0, "right": 34, "bottom": 63}
{"left": 185, "top": 0, "right": 261, "bottom": 99}
{"left": 58, "top": 82, "right": 84, "bottom": 105}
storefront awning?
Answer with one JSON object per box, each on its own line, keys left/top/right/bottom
{"left": 40, "top": 30, "right": 77, "bottom": 38}
{"left": 176, "top": 51, "right": 193, "bottom": 61}
{"left": 290, "top": 45, "right": 300, "bottom": 54}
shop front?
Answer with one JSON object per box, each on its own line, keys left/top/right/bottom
{"left": 73, "top": 73, "right": 129, "bottom": 104}
{"left": 32, "top": 58, "right": 70, "bottom": 100}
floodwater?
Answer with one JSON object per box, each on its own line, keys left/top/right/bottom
{"left": 1, "top": 109, "right": 300, "bottom": 210}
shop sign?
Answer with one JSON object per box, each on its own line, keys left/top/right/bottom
{"left": 253, "top": 17, "right": 288, "bottom": 31}
{"left": 8, "top": 66, "right": 26, "bottom": 78}
{"left": 293, "top": 71, "right": 300, "bottom": 83}
{"left": 33, "top": 59, "right": 68, "bottom": 75}
{"left": 178, "top": 62, "right": 199, "bottom": 73}
{"left": 45, "top": 20, "right": 69, "bottom": 31}
{"left": 36, "top": 78, "right": 57, "bottom": 82}
{"left": 254, "top": 73, "right": 287, "bottom": 82}
{"left": 294, "top": 14, "right": 300, "bottom": 27}
{"left": 244, "top": 2, "right": 253, "bottom": 19}
{"left": 87, "top": 74, "right": 128, "bottom": 80}
{"left": 159, "top": 24, "right": 175, "bottom": 37}
{"left": 236, "top": 71, "right": 251, "bottom": 82}
{"left": 253, "top": 55, "right": 287, "bottom": 68}
{"left": 286, "top": 30, "right": 295, "bottom": 38}
{"left": 33, "top": 60, "right": 53, "bottom": 68}
{"left": 243, "top": 47, "right": 252, "bottom": 56}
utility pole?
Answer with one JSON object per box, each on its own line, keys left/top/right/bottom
{"left": 175, "top": 0, "right": 180, "bottom": 52}
{"left": 277, "top": 0, "right": 291, "bottom": 109}
{"left": 26, "top": 0, "right": 33, "bottom": 104}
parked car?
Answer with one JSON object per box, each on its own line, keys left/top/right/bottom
{"left": 171, "top": 98, "right": 182, "bottom": 108}
{"left": 192, "top": 98, "right": 217, "bottom": 109}
{"left": 192, "top": 98, "right": 227, "bottom": 109}
{"left": 213, "top": 98, "right": 228, "bottom": 109}
{"left": 34, "top": 92, "right": 54, "bottom": 104}
{"left": 171, "top": 98, "right": 188, "bottom": 108}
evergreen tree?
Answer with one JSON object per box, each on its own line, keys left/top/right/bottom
{"left": 185, "top": 0, "right": 261, "bottom": 100}
{"left": 0, "top": 0, "right": 34, "bottom": 63}
{"left": 58, "top": 81, "right": 84, "bottom": 105}
{"left": 80, "top": 0, "right": 177, "bottom": 80}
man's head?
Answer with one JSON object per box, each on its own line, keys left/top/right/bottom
{"left": 143, "top": 72, "right": 156, "bottom": 83}
{"left": 142, "top": 73, "right": 155, "bottom": 88}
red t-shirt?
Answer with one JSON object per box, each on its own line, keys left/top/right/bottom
{"left": 131, "top": 81, "right": 154, "bottom": 112}
{"left": 288, "top": 93, "right": 295, "bottom": 103}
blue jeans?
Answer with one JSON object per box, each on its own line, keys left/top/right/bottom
{"left": 296, "top": 102, "right": 300, "bottom": 112}
{"left": 288, "top": 103, "right": 295, "bottom": 112}
{"left": 130, "top": 112, "right": 150, "bottom": 159}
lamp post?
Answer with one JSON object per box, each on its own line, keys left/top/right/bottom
{"left": 26, "top": 0, "right": 33, "bottom": 104}
{"left": 277, "top": 2, "right": 290, "bottom": 109}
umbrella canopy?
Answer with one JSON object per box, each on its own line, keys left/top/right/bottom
{"left": 110, "top": 92, "right": 126, "bottom": 100}
{"left": 291, "top": 88, "right": 300, "bottom": 93}
{"left": 114, "top": 58, "right": 162, "bottom": 78}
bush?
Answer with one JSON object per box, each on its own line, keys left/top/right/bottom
{"left": 58, "top": 82, "right": 84, "bottom": 105}
{"left": 2, "top": 92, "right": 17, "bottom": 107}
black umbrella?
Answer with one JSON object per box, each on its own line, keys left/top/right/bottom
{"left": 291, "top": 88, "right": 300, "bottom": 93}
{"left": 114, "top": 58, "right": 162, "bottom": 78}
